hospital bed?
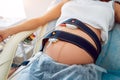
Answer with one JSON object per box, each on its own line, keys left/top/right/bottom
{"left": 0, "top": 0, "right": 120, "bottom": 80}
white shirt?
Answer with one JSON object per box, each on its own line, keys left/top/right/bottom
{"left": 56, "top": 0, "right": 115, "bottom": 44}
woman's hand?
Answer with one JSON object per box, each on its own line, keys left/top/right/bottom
{"left": 0, "top": 29, "right": 10, "bottom": 42}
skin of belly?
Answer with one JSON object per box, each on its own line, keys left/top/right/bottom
{"left": 44, "top": 24, "right": 101, "bottom": 65}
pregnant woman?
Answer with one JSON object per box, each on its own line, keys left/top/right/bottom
{"left": 0, "top": 0, "right": 120, "bottom": 80}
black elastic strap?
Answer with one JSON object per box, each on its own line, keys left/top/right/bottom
{"left": 62, "top": 18, "right": 101, "bottom": 53}
{"left": 18, "top": 61, "right": 30, "bottom": 67}
{"left": 40, "top": 30, "right": 98, "bottom": 61}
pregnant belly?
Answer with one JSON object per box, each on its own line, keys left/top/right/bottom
{"left": 44, "top": 25, "right": 101, "bottom": 65}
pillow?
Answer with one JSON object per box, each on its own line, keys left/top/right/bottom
{"left": 96, "top": 23, "right": 120, "bottom": 79}
{"left": 96, "top": 23, "right": 120, "bottom": 70}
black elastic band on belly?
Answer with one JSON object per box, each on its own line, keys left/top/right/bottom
{"left": 62, "top": 18, "right": 101, "bottom": 54}
{"left": 40, "top": 30, "right": 98, "bottom": 61}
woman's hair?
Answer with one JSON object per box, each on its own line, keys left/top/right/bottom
{"left": 100, "top": 0, "right": 110, "bottom": 2}
{"left": 115, "top": 1, "right": 120, "bottom": 5}
{"left": 100, "top": 0, "right": 120, "bottom": 4}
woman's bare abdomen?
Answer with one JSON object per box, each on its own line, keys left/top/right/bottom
{"left": 44, "top": 24, "right": 101, "bottom": 65}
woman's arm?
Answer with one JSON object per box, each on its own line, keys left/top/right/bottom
{"left": 0, "top": 0, "right": 69, "bottom": 41}
{"left": 114, "top": 1, "right": 120, "bottom": 23}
